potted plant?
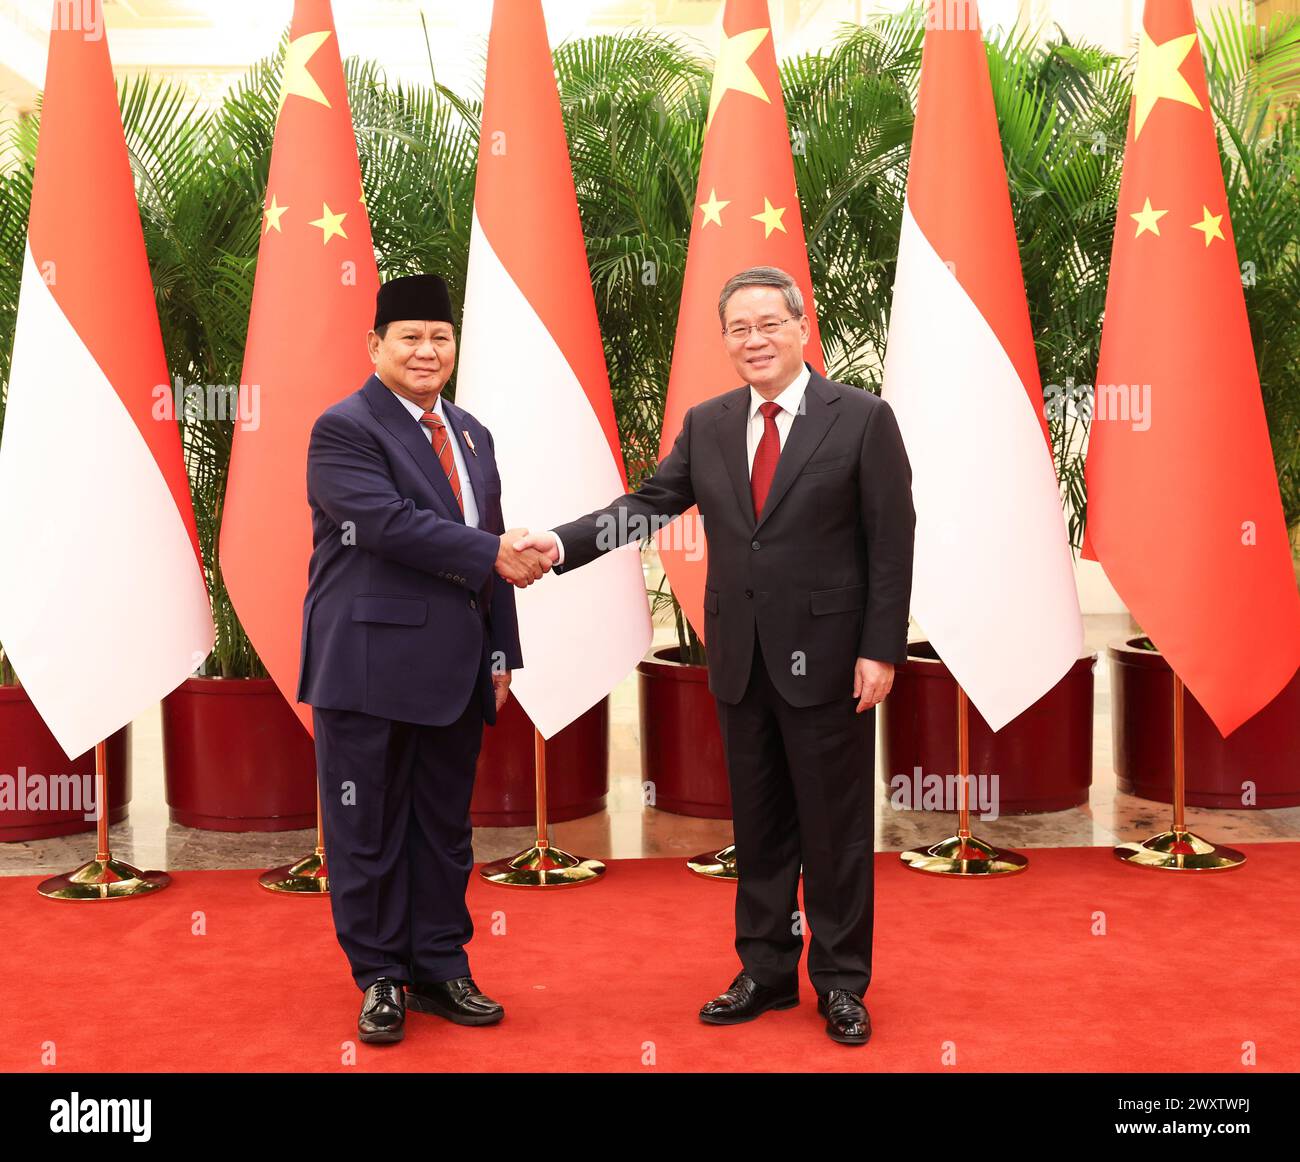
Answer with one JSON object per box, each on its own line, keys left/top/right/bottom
{"left": 1109, "top": 636, "right": 1300, "bottom": 809}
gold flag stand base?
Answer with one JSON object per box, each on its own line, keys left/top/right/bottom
{"left": 479, "top": 730, "right": 605, "bottom": 889}
{"left": 1113, "top": 674, "right": 1246, "bottom": 874}
{"left": 900, "top": 833, "right": 1028, "bottom": 877}
{"left": 259, "top": 851, "right": 330, "bottom": 894}
{"left": 900, "top": 686, "right": 1029, "bottom": 878}
{"left": 38, "top": 857, "right": 171, "bottom": 901}
{"left": 38, "top": 741, "right": 170, "bottom": 901}
{"left": 1113, "top": 828, "right": 1245, "bottom": 871}
{"left": 687, "top": 843, "right": 737, "bottom": 880}
{"left": 259, "top": 794, "right": 330, "bottom": 894}
{"left": 480, "top": 841, "right": 605, "bottom": 888}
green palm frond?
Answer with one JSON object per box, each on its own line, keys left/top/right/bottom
{"left": 1, "top": 14, "right": 1297, "bottom": 685}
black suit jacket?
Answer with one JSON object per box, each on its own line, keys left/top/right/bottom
{"left": 553, "top": 367, "right": 915, "bottom": 707}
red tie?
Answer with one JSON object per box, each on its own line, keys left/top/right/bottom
{"left": 750, "top": 401, "right": 783, "bottom": 518}
{"left": 419, "top": 410, "right": 464, "bottom": 515}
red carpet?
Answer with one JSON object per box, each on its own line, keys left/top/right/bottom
{"left": 4, "top": 844, "right": 1298, "bottom": 1072}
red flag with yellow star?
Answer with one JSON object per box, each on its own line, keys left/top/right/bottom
{"left": 655, "top": 0, "right": 824, "bottom": 640}
{"left": 1081, "top": 0, "right": 1300, "bottom": 736}
{"left": 219, "top": 0, "right": 379, "bottom": 733}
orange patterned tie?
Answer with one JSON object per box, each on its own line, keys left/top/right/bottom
{"left": 419, "top": 410, "right": 464, "bottom": 515}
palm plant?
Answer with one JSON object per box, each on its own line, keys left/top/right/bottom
{"left": 1, "top": 9, "right": 1297, "bottom": 688}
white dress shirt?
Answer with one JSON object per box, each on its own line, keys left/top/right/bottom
{"left": 550, "top": 363, "right": 812, "bottom": 565}
{"left": 745, "top": 361, "right": 810, "bottom": 471}
{"left": 388, "top": 386, "right": 481, "bottom": 529}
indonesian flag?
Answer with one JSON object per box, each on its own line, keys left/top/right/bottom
{"left": 0, "top": 2, "right": 213, "bottom": 761}
{"left": 657, "top": 0, "right": 825, "bottom": 639}
{"left": 456, "top": 0, "right": 651, "bottom": 739}
{"left": 1081, "top": 0, "right": 1300, "bottom": 737}
{"left": 881, "top": 1, "right": 1083, "bottom": 732}
{"left": 219, "top": 0, "right": 380, "bottom": 735}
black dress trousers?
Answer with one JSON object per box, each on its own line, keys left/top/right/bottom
{"left": 313, "top": 691, "right": 484, "bottom": 991}
{"left": 715, "top": 628, "right": 877, "bottom": 997}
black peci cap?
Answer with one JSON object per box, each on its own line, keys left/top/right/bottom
{"left": 374, "top": 273, "right": 455, "bottom": 329}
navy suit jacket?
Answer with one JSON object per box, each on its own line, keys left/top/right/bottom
{"left": 296, "top": 373, "right": 523, "bottom": 727}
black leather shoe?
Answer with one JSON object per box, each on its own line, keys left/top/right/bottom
{"left": 358, "top": 977, "right": 405, "bottom": 1044}
{"left": 405, "top": 976, "right": 504, "bottom": 1025}
{"left": 818, "top": 989, "right": 871, "bottom": 1045}
{"left": 699, "top": 972, "right": 799, "bottom": 1025}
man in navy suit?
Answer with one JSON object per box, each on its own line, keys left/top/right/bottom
{"left": 297, "top": 273, "right": 551, "bottom": 1044}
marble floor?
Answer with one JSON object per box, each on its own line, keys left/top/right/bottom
{"left": 3, "top": 611, "right": 1297, "bottom": 878}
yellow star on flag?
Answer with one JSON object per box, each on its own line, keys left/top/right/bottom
{"left": 707, "top": 27, "right": 771, "bottom": 128}
{"left": 358, "top": 178, "right": 367, "bottom": 210}
{"left": 278, "top": 31, "right": 333, "bottom": 116}
{"left": 309, "top": 203, "right": 348, "bottom": 244}
{"left": 1132, "top": 29, "right": 1202, "bottom": 139}
{"left": 752, "top": 197, "right": 787, "bottom": 238}
{"left": 1191, "top": 205, "right": 1225, "bottom": 247}
{"left": 263, "top": 194, "right": 289, "bottom": 234}
{"left": 698, "top": 188, "right": 730, "bottom": 227}
{"left": 1130, "top": 196, "right": 1168, "bottom": 238}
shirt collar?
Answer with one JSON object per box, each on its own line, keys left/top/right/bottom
{"left": 749, "top": 362, "right": 811, "bottom": 420}
{"left": 386, "top": 382, "right": 443, "bottom": 425}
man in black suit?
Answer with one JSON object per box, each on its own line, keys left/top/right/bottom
{"left": 299, "top": 274, "right": 551, "bottom": 1044}
{"left": 516, "top": 266, "right": 914, "bottom": 1045}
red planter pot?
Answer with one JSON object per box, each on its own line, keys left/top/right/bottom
{"left": 1110, "top": 636, "right": 1300, "bottom": 808}
{"left": 471, "top": 693, "right": 608, "bottom": 826}
{"left": 161, "top": 677, "right": 317, "bottom": 831}
{"left": 637, "top": 647, "right": 731, "bottom": 819}
{"left": 880, "top": 640, "right": 1097, "bottom": 814}
{"left": 0, "top": 685, "right": 131, "bottom": 841}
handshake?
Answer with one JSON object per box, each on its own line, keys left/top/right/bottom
{"left": 495, "top": 529, "right": 560, "bottom": 588}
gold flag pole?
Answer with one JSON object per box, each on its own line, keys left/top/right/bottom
{"left": 688, "top": 841, "right": 737, "bottom": 880}
{"left": 480, "top": 727, "right": 605, "bottom": 887}
{"left": 1113, "top": 672, "right": 1245, "bottom": 870}
{"left": 259, "top": 787, "right": 330, "bottom": 893}
{"left": 900, "top": 683, "right": 1028, "bottom": 876}
{"left": 38, "top": 739, "right": 171, "bottom": 900}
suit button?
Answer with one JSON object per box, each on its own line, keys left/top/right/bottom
{"left": 469, "top": 597, "right": 477, "bottom": 610}
{"left": 751, "top": 540, "right": 760, "bottom": 550}
{"left": 745, "top": 589, "right": 753, "bottom": 599}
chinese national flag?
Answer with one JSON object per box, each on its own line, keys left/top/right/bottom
{"left": 219, "top": 0, "right": 380, "bottom": 734}
{"left": 1081, "top": 0, "right": 1300, "bottom": 736}
{"left": 657, "top": 0, "right": 824, "bottom": 640}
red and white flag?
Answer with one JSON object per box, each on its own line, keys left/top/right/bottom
{"left": 455, "top": 0, "right": 652, "bottom": 739}
{"left": 219, "top": 0, "right": 379, "bottom": 735}
{"left": 881, "top": 0, "right": 1083, "bottom": 731}
{"left": 658, "top": 0, "right": 826, "bottom": 639}
{"left": 0, "top": 2, "right": 213, "bottom": 761}
{"left": 1081, "top": 0, "right": 1300, "bottom": 736}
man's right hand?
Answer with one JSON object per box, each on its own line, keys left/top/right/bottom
{"left": 511, "top": 531, "right": 560, "bottom": 565}
{"left": 496, "top": 528, "right": 551, "bottom": 587}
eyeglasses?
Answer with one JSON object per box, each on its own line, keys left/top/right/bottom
{"left": 723, "top": 317, "right": 797, "bottom": 341}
